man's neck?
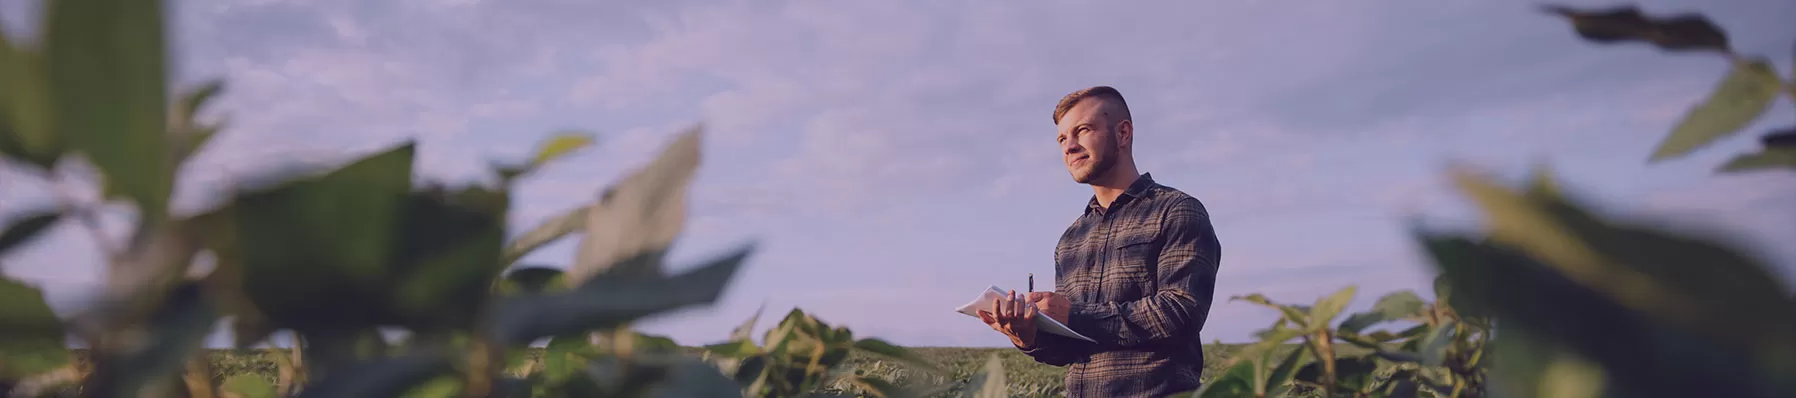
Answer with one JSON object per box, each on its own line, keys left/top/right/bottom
{"left": 1089, "top": 166, "right": 1141, "bottom": 209}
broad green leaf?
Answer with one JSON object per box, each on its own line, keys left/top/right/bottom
{"left": 294, "top": 354, "right": 453, "bottom": 398}
{"left": 853, "top": 338, "right": 945, "bottom": 374}
{"left": 220, "top": 374, "right": 277, "bottom": 398}
{"left": 1449, "top": 168, "right": 1796, "bottom": 345}
{"left": 389, "top": 184, "right": 508, "bottom": 331}
{"left": 1309, "top": 285, "right": 1357, "bottom": 330}
{"left": 501, "top": 204, "right": 589, "bottom": 265}
{"left": 1649, "top": 58, "right": 1781, "bottom": 162}
{"left": 570, "top": 125, "right": 703, "bottom": 283}
{"left": 962, "top": 354, "right": 1006, "bottom": 398}
{"left": 1541, "top": 5, "right": 1729, "bottom": 52}
{"left": 1339, "top": 290, "right": 1426, "bottom": 333}
{"left": 0, "top": 209, "right": 60, "bottom": 256}
{"left": 498, "top": 266, "right": 568, "bottom": 295}
{"left": 226, "top": 143, "right": 414, "bottom": 333}
{"left": 188, "top": 209, "right": 272, "bottom": 348}
{"left": 491, "top": 245, "right": 751, "bottom": 345}
{"left": 0, "top": 30, "right": 59, "bottom": 168}
{"left": 81, "top": 282, "right": 219, "bottom": 398}
{"left": 531, "top": 131, "right": 596, "bottom": 167}
{"left": 1250, "top": 318, "right": 1297, "bottom": 341}
{"left": 45, "top": 0, "right": 173, "bottom": 226}
{"left": 1718, "top": 148, "right": 1796, "bottom": 173}
{"left": 1193, "top": 359, "right": 1255, "bottom": 398}
{"left": 1419, "top": 234, "right": 1787, "bottom": 398}
{"left": 1265, "top": 342, "right": 1309, "bottom": 394}
{"left": 1230, "top": 293, "right": 1310, "bottom": 328}
{"left": 0, "top": 277, "right": 70, "bottom": 380}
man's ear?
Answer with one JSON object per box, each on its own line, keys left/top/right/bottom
{"left": 1116, "top": 119, "right": 1134, "bottom": 150}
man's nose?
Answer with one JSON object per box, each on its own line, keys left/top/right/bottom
{"left": 1062, "top": 141, "right": 1082, "bottom": 155}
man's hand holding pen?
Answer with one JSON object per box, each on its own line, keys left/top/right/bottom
{"left": 978, "top": 288, "right": 1072, "bottom": 348}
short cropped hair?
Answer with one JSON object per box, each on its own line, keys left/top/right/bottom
{"left": 1052, "top": 86, "right": 1132, "bottom": 125}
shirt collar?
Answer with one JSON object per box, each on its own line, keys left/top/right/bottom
{"left": 1084, "top": 172, "right": 1155, "bottom": 214}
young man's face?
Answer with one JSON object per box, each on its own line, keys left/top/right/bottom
{"left": 1056, "top": 99, "right": 1126, "bottom": 184}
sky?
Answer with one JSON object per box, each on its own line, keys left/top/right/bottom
{"left": 2, "top": 0, "right": 1795, "bottom": 349}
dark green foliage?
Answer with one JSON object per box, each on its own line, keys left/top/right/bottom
{"left": 1540, "top": 5, "right": 1730, "bottom": 52}
{"left": 1543, "top": 5, "right": 1796, "bottom": 170}
{"left": 0, "top": 209, "right": 60, "bottom": 256}
{"left": 4, "top": 2, "right": 1796, "bottom": 398}
{"left": 0, "top": 277, "right": 69, "bottom": 381}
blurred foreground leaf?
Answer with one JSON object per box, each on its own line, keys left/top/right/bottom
{"left": 0, "top": 24, "right": 59, "bottom": 168}
{"left": 1339, "top": 290, "right": 1425, "bottom": 334}
{"left": 81, "top": 282, "right": 219, "bottom": 398}
{"left": 295, "top": 353, "right": 453, "bottom": 398}
{"left": 571, "top": 126, "right": 702, "bottom": 282}
{"left": 491, "top": 245, "right": 750, "bottom": 345}
{"left": 1448, "top": 167, "right": 1796, "bottom": 344}
{"left": 1719, "top": 148, "right": 1796, "bottom": 172}
{"left": 0, "top": 209, "right": 60, "bottom": 257}
{"left": 1648, "top": 58, "right": 1783, "bottom": 162}
{"left": 1423, "top": 168, "right": 1796, "bottom": 397}
{"left": 0, "top": 277, "right": 69, "bottom": 381}
{"left": 1542, "top": 5, "right": 1730, "bottom": 52}
{"left": 45, "top": 0, "right": 174, "bottom": 225}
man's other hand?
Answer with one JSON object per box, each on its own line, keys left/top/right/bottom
{"left": 1026, "top": 291, "right": 1070, "bottom": 324}
{"left": 978, "top": 290, "right": 1037, "bottom": 348}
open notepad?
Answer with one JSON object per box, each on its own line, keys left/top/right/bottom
{"left": 955, "top": 285, "right": 1096, "bottom": 343}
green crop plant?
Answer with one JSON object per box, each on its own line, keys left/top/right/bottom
{"left": 696, "top": 307, "right": 949, "bottom": 397}
{"left": 0, "top": 1, "right": 955, "bottom": 397}
{"left": 1194, "top": 277, "right": 1490, "bottom": 398}
{"left": 1539, "top": 5, "right": 1796, "bottom": 171}
{"left": 1193, "top": 4, "right": 1796, "bottom": 398}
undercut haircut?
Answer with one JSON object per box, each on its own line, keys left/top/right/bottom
{"left": 1052, "top": 86, "right": 1132, "bottom": 125}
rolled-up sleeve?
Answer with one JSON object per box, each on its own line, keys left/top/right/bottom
{"left": 1067, "top": 197, "right": 1219, "bottom": 347}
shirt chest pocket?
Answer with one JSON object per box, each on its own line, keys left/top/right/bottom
{"left": 1101, "top": 232, "right": 1159, "bottom": 301}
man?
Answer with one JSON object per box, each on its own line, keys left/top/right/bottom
{"left": 977, "top": 86, "right": 1221, "bottom": 397}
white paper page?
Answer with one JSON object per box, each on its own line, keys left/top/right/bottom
{"left": 954, "top": 285, "right": 1097, "bottom": 343}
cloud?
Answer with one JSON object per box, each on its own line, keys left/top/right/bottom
{"left": 3, "top": 0, "right": 1795, "bottom": 349}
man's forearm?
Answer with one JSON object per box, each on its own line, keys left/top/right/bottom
{"left": 1067, "top": 291, "right": 1209, "bottom": 347}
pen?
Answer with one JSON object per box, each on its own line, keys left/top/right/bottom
{"left": 1028, "top": 273, "right": 1034, "bottom": 293}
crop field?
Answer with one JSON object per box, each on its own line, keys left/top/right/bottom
{"left": 39, "top": 345, "right": 1275, "bottom": 397}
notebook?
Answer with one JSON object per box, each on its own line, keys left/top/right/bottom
{"left": 955, "top": 285, "right": 1096, "bottom": 343}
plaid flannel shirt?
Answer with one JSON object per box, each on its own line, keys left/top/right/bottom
{"left": 1019, "top": 173, "right": 1221, "bottom": 397}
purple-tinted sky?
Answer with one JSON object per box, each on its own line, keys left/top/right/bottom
{"left": 2, "top": 0, "right": 1794, "bottom": 348}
